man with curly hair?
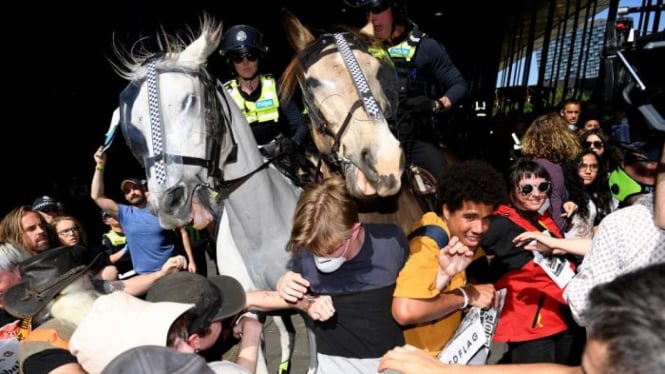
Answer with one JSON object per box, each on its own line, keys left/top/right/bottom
{"left": 391, "top": 160, "right": 508, "bottom": 356}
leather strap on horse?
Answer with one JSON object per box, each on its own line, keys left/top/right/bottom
{"left": 219, "top": 152, "right": 288, "bottom": 199}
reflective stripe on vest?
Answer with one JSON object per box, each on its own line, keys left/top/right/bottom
{"left": 103, "top": 230, "right": 126, "bottom": 247}
{"left": 224, "top": 75, "right": 280, "bottom": 124}
{"left": 386, "top": 30, "right": 423, "bottom": 62}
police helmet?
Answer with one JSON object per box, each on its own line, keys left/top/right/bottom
{"left": 343, "top": 0, "right": 409, "bottom": 24}
{"left": 220, "top": 25, "right": 268, "bottom": 58}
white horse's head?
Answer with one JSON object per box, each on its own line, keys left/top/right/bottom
{"left": 113, "top": 15, "right": 236, "bottom": 229}
{"left": 281, "top": 9, "right": 404, "bottom": 198}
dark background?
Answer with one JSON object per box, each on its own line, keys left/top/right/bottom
{"left": 3, "top": 0, "right": 512, "bottom": 238}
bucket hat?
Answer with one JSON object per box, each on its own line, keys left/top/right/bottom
{"left": 4, "top": 245, "right": 103, "bottom": 318}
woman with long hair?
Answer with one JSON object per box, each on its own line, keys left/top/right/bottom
{"left": 521, "top": 112, "right": 582, "bottom": 232}
{"left": 564, "top": 150, "right": 614, "bottom": 236}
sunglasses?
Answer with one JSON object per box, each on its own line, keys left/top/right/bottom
{"left": 518, "top": 181, "right": 551, "bottom": 195}
{"left": 585, "top": 140, "right": 604, "bottom": 149}
{"left": 230, "top": 52, "right": 258, "bottom": 64}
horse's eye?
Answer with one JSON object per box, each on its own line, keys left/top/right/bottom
{"left": 183, "top": 94, "right": 197, "bottom": 112}
{"left": 305, "top": 77, "right": 320, "bottom": 90}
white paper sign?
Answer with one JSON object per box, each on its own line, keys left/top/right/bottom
{"left": 532, "top": 251, "right": 575, "bottom": 288}
{"left": 438, "top": 288, "right": 507, "bottom": 365}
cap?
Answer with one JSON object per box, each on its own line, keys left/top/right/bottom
{"left": 620, "top": 141, "right": 661, "bottom": 163}
{"left": 101, "top": 345, "right": 217, "bottom": 374}
{"left": 31, "top": 195, "right": 61, "bottom": 213}
{"left": 69, "top": 291, "right": 194, "bottom": 374}
{"left": 120, "top": 178, "right": 144, "bottom": 192}
{"left": 145, "top": 272, "right": 246, "bottom": 334}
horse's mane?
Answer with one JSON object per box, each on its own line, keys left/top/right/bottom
{"left": 110, "top": 13, "right": 223, "bottom": 81}
{"left": 278, "top": 25, "right": 382, "bottom": 104}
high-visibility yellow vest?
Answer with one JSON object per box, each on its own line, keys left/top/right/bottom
{"left": 224, "top": 75, "right": 280, "bottom": 124}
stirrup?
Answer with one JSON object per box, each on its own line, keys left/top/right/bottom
{"left": 406, "top": 164, "right": 440, "bottom": 213}
{"left": 408, "top": 164, "right": 438, "bottom": 195}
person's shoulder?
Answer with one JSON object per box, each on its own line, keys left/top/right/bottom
{"left": 207, "top": 360, "right": 252, "bottom": 374}
{"left": 365, "top": 222, "right": 405, "bottom": 236}
{"left": 406, "top": 211, "right": 442, "bottom": 231}
{"left": 486, "top": 214, "right": 516, "bottom": 233}
{"left": 604, "top": 194, "right": 653, "bottom": 222}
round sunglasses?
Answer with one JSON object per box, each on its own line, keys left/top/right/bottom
{"left": 518, "top": 181, "right": 551, "bottom": 195}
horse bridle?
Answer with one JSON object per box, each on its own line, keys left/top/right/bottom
{"left": 142, "top": 59, "right": 225, "bottom": 191}
{"left": 299, "top": 33, "right": 386, "bottom": 172}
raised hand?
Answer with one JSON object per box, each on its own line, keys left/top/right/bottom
{"left": 276, "top": 271, "right": 310, "bottom": 303}
{"left": 436, "top": 236, "right": 474, "bottom": 290}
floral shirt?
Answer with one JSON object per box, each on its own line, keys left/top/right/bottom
{"left": 564, "top": 193, "right": 665, "bottom": 325}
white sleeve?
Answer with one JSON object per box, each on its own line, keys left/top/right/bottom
{"left": 564, "top": 213, "right": 621, "bottom": 326}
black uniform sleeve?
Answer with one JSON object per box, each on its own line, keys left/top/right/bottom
{"left": 280, "top": 98, "right": 309, "bottom": 145}
{"left": 416, "top": 37, "right": 468, "bottom": 106}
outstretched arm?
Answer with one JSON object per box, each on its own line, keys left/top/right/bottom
{"left": 91, "top": 146, "right": 119, "bottom": 218}
{"left": 245, "top": 290, "right": 335, "bottom": 321}
{"left": 513, "top": 231, "right": 591, "bottom": 256}
{"left": 378, "top": 344, "right": 581, "bottom": 374}
{"left": 97, "top": 255, "right": 187, "bottom": 296}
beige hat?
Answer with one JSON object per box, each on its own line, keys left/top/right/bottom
{"left": 69, "top": 291, "right": 194, "bottom": 374}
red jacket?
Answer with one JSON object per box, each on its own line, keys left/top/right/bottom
{"left": 490, "top": 205, "right": 575, "bottom": 343}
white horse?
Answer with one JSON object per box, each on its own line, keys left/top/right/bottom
{"left": 111, "top": 15, "right": 307, "bottom": 374}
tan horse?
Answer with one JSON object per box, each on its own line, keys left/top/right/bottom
{"left": 279, "top": 9, "right": 427, "bottom": 233}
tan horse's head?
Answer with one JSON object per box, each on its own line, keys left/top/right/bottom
{"left": 280, "top": 9, "right": 404, "bottom": 198}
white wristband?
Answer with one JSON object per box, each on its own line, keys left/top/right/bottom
{"left": 457, "top": 287, "right": 469, "bottom": 310}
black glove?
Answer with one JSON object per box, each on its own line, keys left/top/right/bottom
{"left": 275, "top": 137, "right": 296, "bottom": 155}
{"left": 404, "top": 96, "right": 436, "bottom": 114}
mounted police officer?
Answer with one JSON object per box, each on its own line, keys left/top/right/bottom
{"left": 346, "top": 0, "right": 469, "bottom": 183}
{"left": 219, "top": 24, "right": 309, "bottom": 161}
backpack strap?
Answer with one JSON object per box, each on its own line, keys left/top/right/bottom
{"left": 407, "top": 225, "right": 449, "bottom": 248}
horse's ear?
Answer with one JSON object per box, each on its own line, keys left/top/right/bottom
{"left": 359, "top": 21, "right": 374, "bottom": 37}
{"left": 178, "top": 15, "right": 223, "bottom": 68}
{"left": 280, "top": 8, "right": 315, "bottom": 53}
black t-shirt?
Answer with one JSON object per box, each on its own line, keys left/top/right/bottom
{"left": 23, "top": 348, "right": 77, "bottom": 374}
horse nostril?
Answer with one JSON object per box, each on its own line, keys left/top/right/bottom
{"left": 361, "top": 148, "right": 379, "bottom": 182}
{"left": 163, "top": 185, "right": 187, "bottom": 213}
